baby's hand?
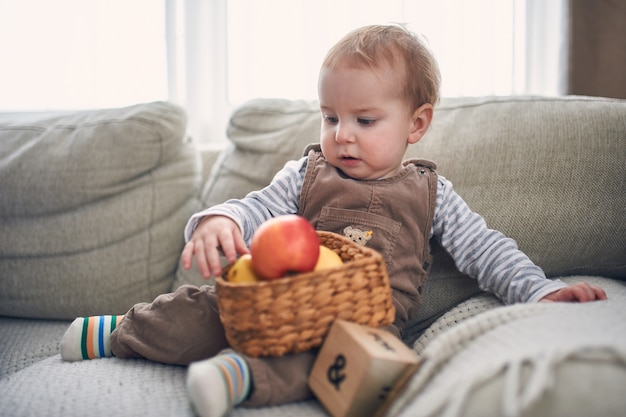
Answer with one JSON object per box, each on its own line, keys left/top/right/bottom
{"left": 540, "top": 282, "right": 607, "bottom": 303}
{"left": 181, "top": 215, "right": 249, "bottom": 279}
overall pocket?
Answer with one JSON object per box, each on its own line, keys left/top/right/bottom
{"left": 317, "top": 206, "right": 401, "bottom": 271}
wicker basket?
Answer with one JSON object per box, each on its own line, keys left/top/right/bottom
{"left": 216, "top": 231, "right": 395, "bottom": 357}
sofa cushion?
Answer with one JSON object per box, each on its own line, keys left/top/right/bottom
{"left": 0, "top": 102, "right": 202, "bottom": 319}
{"left": 412, "top": 96, "right": 626, "bottom": 280}
{"left": 0, "top": 317, "right": 69, "bottom": 378}
{"left": 200, "top": 98, "right": 321, "bottom": 207}
{"left": 0, "top": 355, "right": 326, "bottom": 417}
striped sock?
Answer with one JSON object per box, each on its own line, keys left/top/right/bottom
{"left": 187, "top": 352, "right": 251, "bottom": 417}
{"left": 60, "top": 315, "right": 123, "bottom": 361}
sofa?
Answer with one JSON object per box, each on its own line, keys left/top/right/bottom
{"left": 0, "top": 95, "right": 624, "bottom": 417}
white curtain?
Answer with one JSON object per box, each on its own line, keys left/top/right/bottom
{"left": 169, "top": 0, "right": 568, "bottom": 144}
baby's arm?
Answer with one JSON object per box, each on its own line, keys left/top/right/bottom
{"left": 181, "top": 156, "right": 308, "bottom": 279}
{"left": 181, "top": 215, "right": 249, "bottom": 278}
{"left": 432, "top": 177, "right": 607, "bottom": 304}
{"left": 539, "top": 281, "right": 607, "bottom": 302}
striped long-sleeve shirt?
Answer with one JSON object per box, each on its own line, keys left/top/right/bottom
{"left": 185, "top": 156, "right": 565, "bottom": 304}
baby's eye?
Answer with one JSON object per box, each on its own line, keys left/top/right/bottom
{"left": 357, "top": 118, "right": 376, "bottom": 126}
{"left": 323, "top": 115, "right": 338, "bottom": 124}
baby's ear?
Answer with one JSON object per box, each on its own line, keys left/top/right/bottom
{"left": 408, "top": 103, "right": 433, "bottom": 144}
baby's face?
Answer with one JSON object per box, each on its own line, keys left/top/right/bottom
{"left": 318, "top": 63, "right": 418, "bottom": 180}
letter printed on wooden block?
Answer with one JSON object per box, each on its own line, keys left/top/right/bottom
{"left": 308, "top": 320, "right": 420, "bottom": 417}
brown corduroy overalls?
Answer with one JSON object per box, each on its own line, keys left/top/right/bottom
{"left": 110, "top": 145, "right": 438, "bottom": 407}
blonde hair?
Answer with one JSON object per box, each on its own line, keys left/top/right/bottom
{"left": 321, "top": 24, "right": 441, "bottom": 108}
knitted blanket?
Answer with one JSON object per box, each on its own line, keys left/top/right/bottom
{"left": 388, "top": 293, "right": 626, "bottom": 417}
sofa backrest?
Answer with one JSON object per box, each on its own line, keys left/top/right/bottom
{"left": 411, "top": 96, "right": 625, "bottom": 280}
{"left": 199, "top": 96, "right": 625, "bottom": 330}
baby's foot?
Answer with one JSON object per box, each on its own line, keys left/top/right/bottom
{"left": 60, "top": 315, "right": 123, "bottom": 361}
{"left": 187, "top": 352, "right": 251, "bottom": 417}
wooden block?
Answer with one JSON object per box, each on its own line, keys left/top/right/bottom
{"left": 308, "top": 319, "right": 420, "bottom": 417}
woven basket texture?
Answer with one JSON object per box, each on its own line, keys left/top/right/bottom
{"left": 216, "top": 231, "right": 395, "bottom": 357}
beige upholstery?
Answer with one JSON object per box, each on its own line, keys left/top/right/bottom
{"left": 0, "top": 102, "right": 201, "bottom": 319}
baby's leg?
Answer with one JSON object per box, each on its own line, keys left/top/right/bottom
{"left": 244, "top": 350, "right": 317, "bottom": 406}
{"left": 111, "top": 284, "right": 229, "bottom": 365}
{"left": 187, "top": 348, "right": 317, "bottom": 417}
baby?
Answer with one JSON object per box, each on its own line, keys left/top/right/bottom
{"left": 62, "top": 24, "right": 606, "bottom": 417}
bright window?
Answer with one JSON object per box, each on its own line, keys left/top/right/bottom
{"left": 0, "top": 0, "right": 168, "bottom": 111}
{"left": 0, "top": 0, "right": 566, "bottom": 144}
{"left": 227, "top": 0, "right": 522, "bottom": 103}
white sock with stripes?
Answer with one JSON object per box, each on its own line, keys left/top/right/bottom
{"left": 187, "top": 352, "right": 251, "bottom": 417}
{"left": 60, "top": 315, "right": 123, "bottom": 361}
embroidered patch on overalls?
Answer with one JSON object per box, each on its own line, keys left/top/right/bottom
{"left": 343, "top": 226, "right": 373, "bottom": 247}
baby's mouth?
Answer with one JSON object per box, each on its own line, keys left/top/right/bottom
{"left": 339, "top": 155, "right": 361, "bottom": 166}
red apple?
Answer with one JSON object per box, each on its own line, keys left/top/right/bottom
{"left": 250, "top": 215, "right": 320, "bottom": 280}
